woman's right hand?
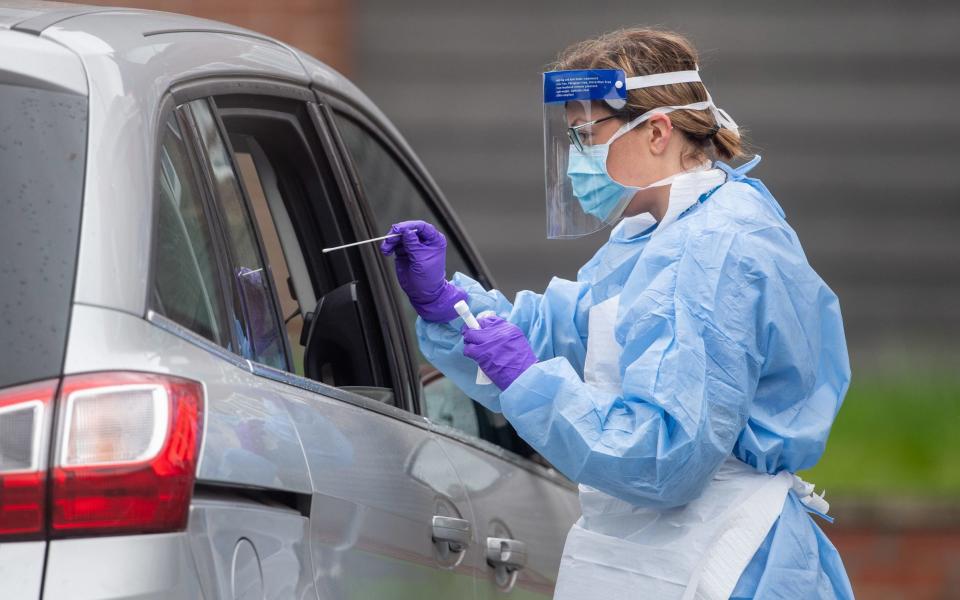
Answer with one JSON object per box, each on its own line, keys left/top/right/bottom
{"left": 380, "top": 220, "right": 467, "bottom": 322}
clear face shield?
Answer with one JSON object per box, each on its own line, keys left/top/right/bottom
{"left": 542, "top": 67, "right": 738, "bottom": 239}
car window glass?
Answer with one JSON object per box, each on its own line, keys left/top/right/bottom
{"left": 0, "top": 82, "right": 86, "bottom": 390}
{"left": 151, "top": 114, "right": 231, "bottom": 348}
{"left": 422, "top": 375, "right": 540, "bottom": 463}
{"left": 333, "top": 111, "right": 535, "bottom": 453}
{"left": 422, "top": 376, "right": 480, "bottom": 437}
{"left": 233, "top": 149, "right": 307, "bottom": 375}
{"left": 188, "top": 99, "right": 287, "bottom": 370}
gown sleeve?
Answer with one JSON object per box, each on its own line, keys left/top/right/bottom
{"left": 731, "top": 223, "right": 850, "bottom": 474}
{"left": 499, "top": 229, "right": 765, "bottom": 508}
{"left": 416, "top": 271, "right": 592, "bottom": 413}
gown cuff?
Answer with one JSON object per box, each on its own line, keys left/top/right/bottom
{"left": 415, "top": 281, "right": 469, "bottom": 323}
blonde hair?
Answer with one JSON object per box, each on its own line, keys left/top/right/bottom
{"left": 552, "top": 28, "right": 745, "bottom": 161}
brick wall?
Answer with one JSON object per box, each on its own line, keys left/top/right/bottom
{"left": 832, "top": 529, "right": 960, "bottom": 599}
{"left": 66, "top": 0, "right": 351, "bottom": 74}
{"left": 829, "top": 499, "right": 960, "bottom": 598}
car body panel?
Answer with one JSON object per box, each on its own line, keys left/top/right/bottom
{"left": 0, "top": 541, "right": 45, "bottom": 599}
{"left": 64, "top": 288, "right": 481, "bottom": 600}
{"left": 64, "top": 303, "right": 313, "bottom": 494}
{"left": 435, "top": 435, "right": 580, "bottom": 598}
{"left": 0, "top": 0, "right": 57, "bottom": 30}
{"left": 188, "top": 497, "right": 316, "bottom": 600}
{"left": 285, "top": 391, "right": 478, "bottom": 599}
{"left": 42, "top": 532, "right": 202, "bottom": 599}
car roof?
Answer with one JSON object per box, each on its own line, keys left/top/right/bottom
{"left": 0, "top": 0, "right": 57, "bottom": 29}
{"left": 0, "top": 0, "right": 106, "bottom": 31}
{"left": 0, "top": 1, "right": 386, "bottom": 120}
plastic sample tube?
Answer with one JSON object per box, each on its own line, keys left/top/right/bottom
{"left": 454, "top": 300, "right": 492, "bottom": 385}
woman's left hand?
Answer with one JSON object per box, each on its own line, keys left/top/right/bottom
{"left": 461, "top": 315, "right": 538, "bottom": 390}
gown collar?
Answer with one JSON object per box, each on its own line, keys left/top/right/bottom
{"left": 611, "top": 164, "right": 727, "bottom": 241}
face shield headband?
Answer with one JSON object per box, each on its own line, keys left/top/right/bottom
{"left": 613, "top": 67, "right": 738, "bottom": 134}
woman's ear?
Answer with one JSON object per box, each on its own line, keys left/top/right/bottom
{"left": 646, "top": 113, "right": 674, "bottom": 155}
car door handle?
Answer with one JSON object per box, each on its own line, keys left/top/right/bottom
{"left": 432, "top": 515, "right": 471, "bottom": 553}
{"left": 486, "top": 537, "right": 527, "bottom": 572}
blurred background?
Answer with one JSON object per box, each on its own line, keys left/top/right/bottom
{"left": 69, "top": 0, "right": 960, "bottom": 596}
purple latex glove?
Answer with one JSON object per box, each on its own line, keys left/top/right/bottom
{"left": 380, "top": 220, "right": 467, "bottom": 322}
{"left": 461, "top": 315, "right": 538, "bottom": 391}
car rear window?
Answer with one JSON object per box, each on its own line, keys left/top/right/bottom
{"left": 0, "top": 81, "right": 87, "bottom": 389}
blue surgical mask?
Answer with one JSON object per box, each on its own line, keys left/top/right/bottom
{"left": 566, "top": 143, "right": 632, "bottom": 221}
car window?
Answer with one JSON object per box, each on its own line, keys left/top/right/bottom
{"left": 150, "top": 114, "right": 231, "bottom": 349}
{"left": 187, "top": 99, "right": 288, "bottom": 370}
{"left": 198, "top": 95, "right": 398, "bottom": 406}
{"left": 331, "top": 111, "right": 536, "bottom": 457}
{"left": 233, "top": 148, "right": 309, "bottom": 375}
{"left": 0, "top": 81, "right": 86, "bottom": 390}
{"left": 332, "top": 113, "right": 472, "bottom": 370}
{"left": 422, "top": 376, "right": 480, "bottom": 437}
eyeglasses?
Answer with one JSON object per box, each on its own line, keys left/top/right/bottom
{"left": 566, "top": 114, "right": 620, "bottom": 152}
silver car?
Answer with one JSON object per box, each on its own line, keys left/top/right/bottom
{"left": 0, "top": 2, "right": 579, "bottom": 598}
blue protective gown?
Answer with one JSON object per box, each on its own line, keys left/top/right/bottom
{"left": 417, "top": 159, "right": 854, "bottom": 598}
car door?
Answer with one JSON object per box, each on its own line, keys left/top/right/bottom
{"left": 181, "top": 86, "right": 480, "bottom": 599}
{"left": 321, "top": 99, "right": 581, "bottom": 598}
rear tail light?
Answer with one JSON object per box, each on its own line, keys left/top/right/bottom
{"left": 52, "top": 372, "right": 204, "bottom": 537}
{"left": 0, "top": 380, "right": 57, "bottom": 540}
{"left": 0, "top": 372, "right": 203, "bottom": 541}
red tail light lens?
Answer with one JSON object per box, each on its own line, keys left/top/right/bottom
{"left": 0, "top": 380, "right": 57, "bottom": 540}
{"left": 50, "top": 372, "right": 204, "bottom": 537}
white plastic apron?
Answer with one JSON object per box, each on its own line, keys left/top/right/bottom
{"left": 553, "top": 295, "right": 793, "bottom": 600}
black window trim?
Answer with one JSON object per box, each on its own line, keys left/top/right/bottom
{"left": 166, "top": 79, "right": 429, "bottom": 413}
{"left": 144, "top": 93, "right": 176, "bottom": 322}
{"left": 145, "top": 94, "right": 240, "bottom": 353}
